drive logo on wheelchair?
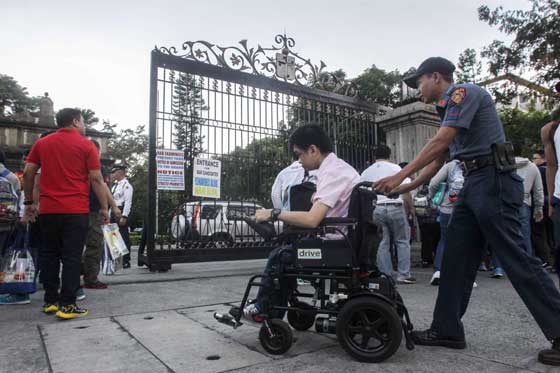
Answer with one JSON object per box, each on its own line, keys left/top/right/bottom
{"left": 297, "top": 248, "right": 322, "bottom": 259}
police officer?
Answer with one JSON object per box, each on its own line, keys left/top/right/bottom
{"left": 111, "top": 164, "right": 133, "bottom": 268}
{"left": 375, "top": 57, "right": 560, "bottom": 366}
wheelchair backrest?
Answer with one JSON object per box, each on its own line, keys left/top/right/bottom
{"left": 287, "top": 181, "right": 316, "bottom": 212}
{"left": 347, "top": 182, "right": 379, "bottom": 271}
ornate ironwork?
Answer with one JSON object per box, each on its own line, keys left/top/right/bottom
{"left": 156, "top": 34, "right": 357, "bottom": 96}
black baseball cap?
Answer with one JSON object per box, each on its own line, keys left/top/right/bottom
{"left": 403, "top": 57, "right": 456, "bottom": 89}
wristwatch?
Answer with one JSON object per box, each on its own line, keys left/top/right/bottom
{"left": 270, "top": 208, "right": 282, "bottom": 221}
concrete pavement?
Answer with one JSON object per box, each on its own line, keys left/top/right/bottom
{"left": 1, "top": 248, "right": 559, "bottom": 373}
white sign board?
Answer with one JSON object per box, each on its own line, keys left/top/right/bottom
{"left": 156, "top": 149, "right": 185, "bottom": 191}
{"left": 192, "top": 157, "right": 221, "bottom": 198}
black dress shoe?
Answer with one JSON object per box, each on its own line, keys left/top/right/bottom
{"left": 411, "top": 329, "right": 466, "bottom": 349}
{"left": 538, "top": 338, "right": 560, "bottom": 366}
{"left": 123, "top": 262, "right": 131, "bottom": 269}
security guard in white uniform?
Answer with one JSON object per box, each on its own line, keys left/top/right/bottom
{"left": 110, "top": 164, "right": 133, "bottom": 268}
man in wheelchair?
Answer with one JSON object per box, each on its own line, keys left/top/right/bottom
{"left": 243, "top": 123, "right": 360, "bottom": 321}
{"left": 217, "top": 123, "right": 415, "bottom": 362}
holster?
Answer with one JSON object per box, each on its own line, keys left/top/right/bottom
{"left": 491, "top": 143, "right": 516, "bottom": 173}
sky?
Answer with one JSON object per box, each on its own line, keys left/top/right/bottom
{"left": 1, "top": 0, "right": 529, "bottom": 131}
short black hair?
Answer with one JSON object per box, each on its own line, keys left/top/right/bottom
{"left": 535, "top": 149, "right": 545, "bottom": 158}
{"left": 0, "top": 149, "right": 5, "bottom": 164}
{"left": 374, "top": 145, "right": 391, "bottom": 159}
{"left": 56, "top": 108, "right": 82, "bottom": 128}
{"left": 289, "top": 123, "right": 333, "bottom": 154}
{"left": 441, "top": 73, "right": 454, "bottom": 83}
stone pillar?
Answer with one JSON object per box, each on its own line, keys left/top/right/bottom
{"left": 38, "top": 92, "right": 55, "bottom": 126}
{"left": 377, "top": 101, "right": 440, "bottom": 164}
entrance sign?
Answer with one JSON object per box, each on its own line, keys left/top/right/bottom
{"left": 192, "top": 158, "right": 221, "bottom": 198}
{"left": 156, "top": 149, "right": 185, "bottom": 190}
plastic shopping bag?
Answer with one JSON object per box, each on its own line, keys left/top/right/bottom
{"left": 102, "top": 223, "right": 129, "bottom": 260}
{"left": 101, "top": 241, "right": 123, "bottom": 275}
{"left": 0, "top": 227, "right": 36, "bottom": 294}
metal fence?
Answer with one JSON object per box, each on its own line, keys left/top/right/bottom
{"left": 145, "top": 35, "right": 380, "bottom": 269}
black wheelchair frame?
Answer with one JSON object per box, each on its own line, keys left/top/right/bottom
{"left": 214, "top": 182, "right": 415, "bottom": 363}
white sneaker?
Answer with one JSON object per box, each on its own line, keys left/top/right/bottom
{"left": 242, "top": 303, "right": 263, "bottom": 323}
{"left": 430, "top": 271, "right": 440, "bottom": 286}
{"left": 473, "top": 281, "right": 478, "bottom": 288}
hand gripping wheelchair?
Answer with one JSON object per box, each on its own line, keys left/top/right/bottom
{"left": 214, "top": 182, "right": 415, "bottom": 363}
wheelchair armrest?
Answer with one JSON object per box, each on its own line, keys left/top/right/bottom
{"left": 319, "top": 217, "right": 357, "bottom": 226}
{"left": 243, "top": 217, "right": 276, "bottom": 241}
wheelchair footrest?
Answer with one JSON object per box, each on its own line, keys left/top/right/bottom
{"left": 214, "top": 310, "right": 242, "bottom": 329}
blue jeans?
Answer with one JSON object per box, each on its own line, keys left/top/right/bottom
{"left": 434, "top": 212, "right": 452, "bottom": 272}
{"left": 431, "top": 167, "right": 560, "bottom": 340}
{"left": 374, "top": 204, "right": 411, "bottom": 278}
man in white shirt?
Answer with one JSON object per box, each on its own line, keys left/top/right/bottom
{"left": 361, "top": 145, "right": 416, "bottom": 284}
{"left": 111, "top": 164, "right": 133, "bottom": 268}
{"left": 270, "top": 160, "right": 317, "bottom": 209}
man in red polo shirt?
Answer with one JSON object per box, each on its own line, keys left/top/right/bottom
{"left": 23, "top": 108, "right": 109, "bottom": 320}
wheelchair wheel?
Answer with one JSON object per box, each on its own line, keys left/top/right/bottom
{"left": 259, "top": 319, "right": 293, "bottom": 355}
{"left": 287, "top": 302, "right": 316, "bottom": 331}
{"left": 336, "top": 296, "right": 402, "bottom": 363}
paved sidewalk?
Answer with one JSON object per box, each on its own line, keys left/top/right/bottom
{"left": 1, "top": 248, "right": 558, "bottom": 373}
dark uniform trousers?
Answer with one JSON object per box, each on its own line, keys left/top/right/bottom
{"left": 432, "top": 166, "right": 560, "bottom": 340}
{"left": 550, "top": 204, "right": 560, "bottom": 283}
{"left": 111, "top": 205, "right": 131, "bottom": 264}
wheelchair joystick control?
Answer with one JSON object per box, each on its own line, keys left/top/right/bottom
{"left": 315, "top": 317, "right": 337, "bottom": 334}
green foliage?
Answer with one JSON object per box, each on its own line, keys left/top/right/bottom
{"left": 478, "top": 1, "right": 560, "bottom": 87}
{"left": 103, "top": 123, "right": 149, "bottom": 169}
{"left": 353, "top": 65, "right": 402, "bottom": 106}
{"left": 170, "top": 72, "right": 206, "bottom": 198}
{"left": 219, "top": 130, "right": 292, "bottom": 206}
{"left": 81, "top": 108, "right": 99, "bottom": 129}
{"left": 456, "top": 48, "right": 483, "bottom": 84}
{"left": 499, "top": 106, "right": 552, "bottom": 156}
{"left": 0, "top": 74, "right": 38, "bottom": 116}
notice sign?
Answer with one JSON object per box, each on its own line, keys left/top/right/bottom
{"left": 193, "top": 157, "right": 221, "bottom": 198}
{"left": 156, "top": 149, "right": 185, "bottom": 190}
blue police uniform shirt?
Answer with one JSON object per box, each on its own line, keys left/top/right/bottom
{"left": 436, "top": 83, "right": 505, "bottom": 160}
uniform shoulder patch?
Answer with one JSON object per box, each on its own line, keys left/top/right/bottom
{"left": 450, "top": 88, "right": 466, "bottom": 104}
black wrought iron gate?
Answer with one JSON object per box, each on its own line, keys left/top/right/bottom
{"left": 145, "top": 35, "right": 380, "bottom": 269}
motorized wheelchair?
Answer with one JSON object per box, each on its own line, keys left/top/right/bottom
{"left": 214, "top": 181, "right": 415, "bottom": 363}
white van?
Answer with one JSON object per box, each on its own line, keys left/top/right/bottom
{"left": 170, "top": 201, "right": 280, "bottom": 243}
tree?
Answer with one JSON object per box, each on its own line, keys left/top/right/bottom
{"left": 170, "top": 72, "right": 206, "bottom": 198}
{"left": 478, "top": 1, "right": 560, "bottom": 88}
{"left": 456, "top": 48, "right": 483, "bottom": 84}
{"left": 0, "top": 74, "right": 38, "bottom": 116}
{"left": 500, "top": 106, "right": 552, "bottom": 156}
{"left": 353, "top": 65, "right": 402, "bottom": 107}
{"left": 81, "top": 108, "right": 99, "bottom": 129}
{"left": 103, "top": 123, "right": 149, "bottom": 169}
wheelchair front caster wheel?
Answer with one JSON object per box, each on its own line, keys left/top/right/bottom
{"left": 287, "top": 302, "right": 316, "bottom": 331}
{"left": 259, "top": 319, "right": 293, "bottom": 355}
